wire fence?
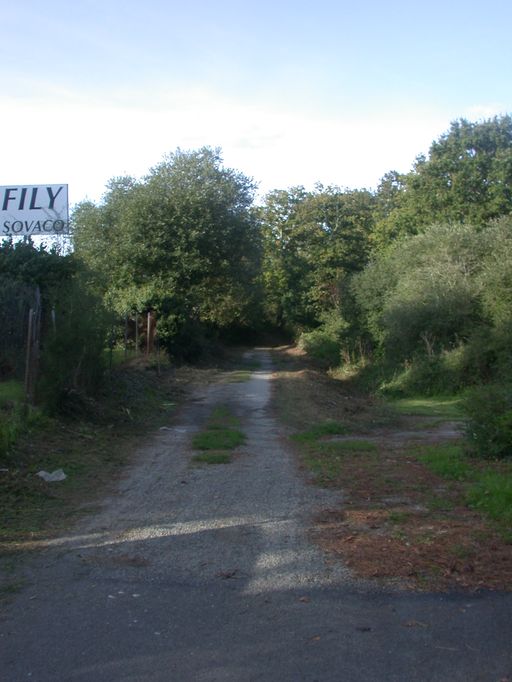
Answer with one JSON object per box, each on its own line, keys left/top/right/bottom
{"left": 0, "top": 292, "right": 160, "bottom": 405}
{"left": 0, "top": 278, "right": 40, "bottom": 385}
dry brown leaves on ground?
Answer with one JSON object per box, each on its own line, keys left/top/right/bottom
{"left": 271, "top": 346, "right": 512, "bottom": 592}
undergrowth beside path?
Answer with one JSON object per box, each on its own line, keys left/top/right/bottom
{"left": 0, "top": 359, "right": 211, "bottom": 551}
{"left": 271, "top": 345, "right": 512, "bottom": 592}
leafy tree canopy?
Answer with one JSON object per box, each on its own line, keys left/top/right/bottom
{"left": 73, "top": 147, "right": 262, "bottom": 356}
{"left": 374, "top": 115, "right": 512, "bottom": 247}
{"left": 259, "top": 185, "right": 376, "bottom": 330}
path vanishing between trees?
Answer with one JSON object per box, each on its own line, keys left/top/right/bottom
{"left": 1, "top": 350, "right": 511, "bottom": 681}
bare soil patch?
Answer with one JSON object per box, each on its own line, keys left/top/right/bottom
{"left": 270, "top": 346, "right": 512, "bottom": 592}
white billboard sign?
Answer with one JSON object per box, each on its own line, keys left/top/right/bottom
{"left": 1, "top": 185, "right": 69, "bottom": 236}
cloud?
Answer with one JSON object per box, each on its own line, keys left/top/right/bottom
{"left": 464, "top": 104, "right": 507, "bottom": 120}
{"left": 0, "top": 87, "right": 452, "bottom": 205}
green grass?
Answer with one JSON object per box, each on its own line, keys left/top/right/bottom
{"left": 0, "top": 362, "right": 180, "bottom": 542}
{"left": 191, "top": 404, "right": 246, "bottom": 461}
{"left": 388, "top": 511, "right": 409, "bottom": 524}
{"left": 192, "top": 452, "right": 231, "bottom": 465}
{"left": 390, "top": 396, "right": 464, "bottom": 420}
{"left": 104, "top": 348, "right": 138, "bottom": 367}
{"left": 0, "top": 380, "right": 28, "bottom": 459}
{"left": 192, "top": 428, "right": 245, "bottom": 450}
{"left": 222, "top": 370, "right": 252, "bottom": 383}
{"left": 417, "top": 443, "right": 512, "bottom": 533}
{"left": 0, "top": 380, "right": 24, "bottom": 406}
{"left": 0, "top": 405, "right": 48, "bottom": 460}
{"left": 467, "top": 472, "right": 512, "bottom": 529}
{"left": 317, "top": 439, "right": 378, "bottom": 453}
{"left": 302, "top": 451, "right": 346, "bottom": 485}
{"left": 420, "top": 444, "right": 473, "bottom": 481}
{"left": 291, "top": 421, "right": 349, "bottom": 444}
{"left": 290, "top": 422, "right": 361, "bottom": 485}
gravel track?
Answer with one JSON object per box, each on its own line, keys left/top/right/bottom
{"left": 59, "top": 350, "right": 349, "bottom": 591}
{"left": 1, "top": 350, "right": 511, "bottom": 681}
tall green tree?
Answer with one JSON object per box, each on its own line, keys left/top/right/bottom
{"left": 259, "top": 186, "right": 375, "bottom": 330}
{"left": 259, "top": 186, "right": 313, "bottom": 329}
{"left": 373, "top": 116, "right": 512, "bottom": 247}
{"left": 73, "top": 148, "right": 262, "bottom": 357}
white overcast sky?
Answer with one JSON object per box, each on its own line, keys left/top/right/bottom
{"left": 1, "top": 0, "right": 511, "bottom": 206}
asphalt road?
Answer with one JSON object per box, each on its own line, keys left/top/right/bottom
{"left": 1, "top": 351, "right": 511, "bottom": 681}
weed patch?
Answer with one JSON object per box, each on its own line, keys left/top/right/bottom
{"left": 192, "top": 428, "right": 245, "bottom": 450}
{"left": 467, "top": 471, "right": 512, "bottom": 530}
{"left": 0, "top": 579, "right": 26, "bottom": 601}
{"left": 192, "top": 452, "right": 232, "bottom": 465}
{"left": 209, "top": 405, "right": 241, "bottom": 428}
{"left": 0, "top": 380, "right": 24, "bottom": 406}
{"left": 427, "top": 495, "right": 456, "bottom": 512}
{"left": 388, "top": 511, "right": 409, "bottom": 524}
{"left": 419, "top": 444, "right": 473, "bottom": 481}
{"left": 0, "top": 362, "right": 185, "bottom": 545}
{"left": 272, "top": 345, "right": 512, "bottom": 590}
{"left": 191, "top": 404, "right": 246, "bottom": 465}
{"left": 390, "top": 396, "right": 464, "bottom": 420}
{"left": 318, "top": 439, "right": 377, "bottom": 453}
{"left": 291, "top": 421, "right": 349, "bottom": 444}
{"left": 222, "top": 371, "right": 251, "bottom": 383}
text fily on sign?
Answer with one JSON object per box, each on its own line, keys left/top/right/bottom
{"left": 1, "top": 185, "right": 69, "bottom": 236}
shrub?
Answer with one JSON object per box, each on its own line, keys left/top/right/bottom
{"left": 464, "top": 384, "right": 512, "bottom": 459}
{"left": 478, "top": 216, "right": 512, "bottom": 326}
{"left": 467, "top": 472, "right": 512, "bottom": 527}
{"left": 0, "top": 404, "right": 48, "bottom": 460}
{"left": 38, "top": 277, "right": 110, "bottom": 414}
{"left": 298, "top": 328, "right": 340, "bottom": 366}
{"left": 298, "top": 311, "right": 347, "bottom": 367}
{"left": 353, "top": 223, "right": 486, "bottom": 361}
{"left": 420, "top": 444, "right": 472, "bottom": 480}
{"left": 380, "top": 346, "right": 468, "bottom": 397}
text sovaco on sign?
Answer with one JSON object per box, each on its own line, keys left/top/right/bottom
{"left": 1, "top": 185, "right": 69, "bottom": 236}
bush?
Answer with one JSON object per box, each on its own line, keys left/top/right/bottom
{"left": 380, "top": 346, "right": 468, "bottom": 397}
{"left": 464, "top": 384, "right": 512, "bottom": 459}
{"left": 353, "top": 223, "right": 486, "bottom": 361}
{"left": 298, "top": 328, "right": 340, "bottom": 366}
{"left": 467, "top": 472, "right": 512, "bottom": 527}
{"left": 38, "top": 277, "right": 110, "bottom": 414}
{"left": 298, "top": 312, "right": 348, "bottom": 367}
{"left": 0, "top": 404, "right": 47, "bottom": 460}
{"left": 478, "top": 216, "right": 512, "bottom": 326}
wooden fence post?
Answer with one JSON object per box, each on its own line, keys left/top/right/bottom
{"left": 124, "top": 314, "right": 129, "bottom": 360}
{"left": 24, "top": 287, "right": 42, "bottom": 405}
{"left": 24, "top": 309, "right": 34, "bottom": 401}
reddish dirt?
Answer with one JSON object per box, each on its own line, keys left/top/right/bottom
{"left": 271, "top": 346, "right": 512, "bottom": 592}
{"left": 313, "top": 507, "right": 512, "bottom": 591}
{"left": 308, "top": 441, "right": 512, "bottom": 592}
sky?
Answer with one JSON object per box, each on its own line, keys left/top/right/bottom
{"left": 1, "top": 0, "right": 511, "bottom": 207}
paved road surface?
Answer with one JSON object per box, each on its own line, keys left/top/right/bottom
{"left": 1, "top": 351, "right": 511, "bottom": 681}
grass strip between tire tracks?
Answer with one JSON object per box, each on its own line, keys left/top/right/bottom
{"left": 191, "top": 404, "right": 246, "bottom": 465}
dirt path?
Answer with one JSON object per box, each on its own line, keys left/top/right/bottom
{"left": 1, "top": 350, "right": 511, "bottom": 681}
{"left": 34, "top": 350, "right": 349, "bottom": 591}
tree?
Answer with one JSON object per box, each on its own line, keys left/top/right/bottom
{"left": 373, "top": 116, "right": 512, "bottom": 248}
{"left": 73, "top": 148, "right": 262, "bottom": 357}
{"left": 353, "top": 223, "right": 493, "bottom": 360}
{"left": 259, "top": 186, "right": 375, "bottom": 331}
{"left": 259, "top": 186, "right": 313, "bottom": 329}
